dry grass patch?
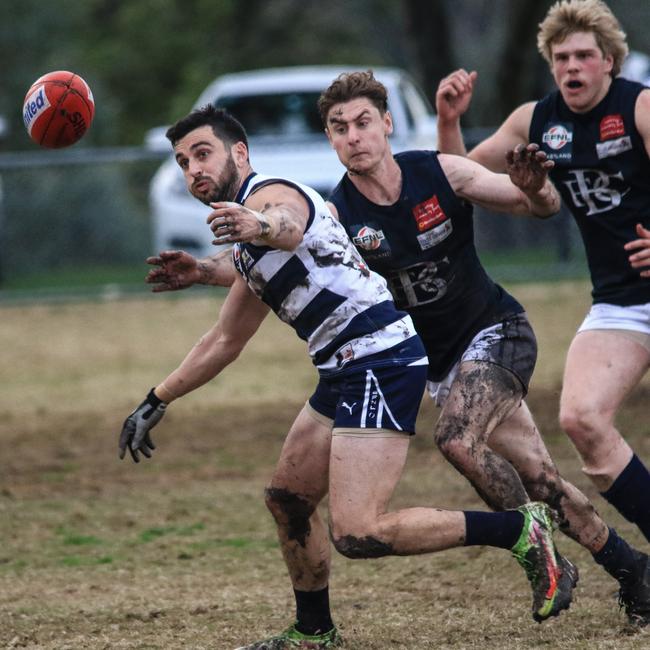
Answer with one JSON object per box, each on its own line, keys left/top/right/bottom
{"left": 1, "top": 283, "right": 649, "bottom": 649}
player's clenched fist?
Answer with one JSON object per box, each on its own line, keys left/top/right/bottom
{"left": 119, "top": 389, "right": 167, "bottom": 462}
{"left": 435, "top": 69, "right": 477, "bottom": 122}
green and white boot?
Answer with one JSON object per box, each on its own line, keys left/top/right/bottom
{"left": 511, "top": 502, "right": 579, "bottom": 622}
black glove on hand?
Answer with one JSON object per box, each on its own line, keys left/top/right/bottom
{"left": 119, "top": 388, "right": 167, "bottom": 462}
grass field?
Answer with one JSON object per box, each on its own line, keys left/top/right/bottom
{"left": 1, "top": 281, "right": 649, "bottom": 649}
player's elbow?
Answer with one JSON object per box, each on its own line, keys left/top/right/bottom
{"left": 218, "top": 335, "right": 246, "bottom": 363}
{"left": 530, "top": 199, "right": 561, "bottom": 219}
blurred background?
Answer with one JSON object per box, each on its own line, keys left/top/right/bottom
{"left": 1, "top": 0, "right": 650, "bottom": 301}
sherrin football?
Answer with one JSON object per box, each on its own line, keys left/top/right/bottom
{"left": 23, "top": 71, "right": 95, "bottom": 148}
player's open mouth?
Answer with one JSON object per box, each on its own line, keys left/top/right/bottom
{"left": 566, "top": 80, "right": 583, "bottom": 89}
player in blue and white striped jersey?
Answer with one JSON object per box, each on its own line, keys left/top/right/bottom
{"left": 230, "top": 172, "right": 425, "bottom": 379}
{"left": 120, "top": 105, "right": 575, "bottom": 648}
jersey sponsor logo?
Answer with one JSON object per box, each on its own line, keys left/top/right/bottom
{"left": 541, "top": 123, "right": 573, "bottom": 160}
{"left": 335, "top": 343, "right": 355, "bottom": 368}
{"left": 352, "top": 225, "right": 385, "bottom": 250}
{"left": 412, "top": 195, "right": 446, "bottom": 232}
{"left": 562, "top": 168, "right": 630, "bottom": 216}
{"left": 232, "top": 245, "right": 255, "bottom": 276}
{"left": 600, "top": 114, "right": 625, "bottom": 141}
{"left": 417, "top": 220, "right": 453, "bottom": 250}
{"left": 596, "top": 135, "right": 633, "bottom": 160}
{"left": 23, "top": 86, "right": 50, "bottom": 135}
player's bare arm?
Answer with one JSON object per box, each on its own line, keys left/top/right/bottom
{"left": 208, "top": 184, "right": 308, "bottom": 251}
{"left": 326, "top": 201, "right": 340, "bottom": 221}
{"left": 434, "top": 68, "right": 478, "bottom": 156}
{"left": 155, "top": 274, "right": 270, "bottom": 402}
{"left": 119, "top": 275, "right": 270, "bottom": 461}
{"left": 440, "top": 151, "right": 560, "bottom": 218}
{"left": 145, "top": 248, "right": 236, "bottom": 291}
{"left": 622, "top": 91, "right": 650, "bottom": 278}
{"left": 634, "top": 88, "right": 650, "bottom": 160}
{"left": 467, "top": 102, "right": 536, "bottom": 172}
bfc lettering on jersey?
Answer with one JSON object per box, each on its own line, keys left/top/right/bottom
{"left": 233, "top": 173, "right": 423, "bottom": 375}
{"left": 541, "top": 123, "right": 574, "bottom": 160}
{"left": 23, "top": 86, "right": 50, "bottom": 135}
{"left": 562, "top": 169, "right": 630, "bottom": 216}
{"left": 386, "top": 258, "right": 451, "bottom": 308}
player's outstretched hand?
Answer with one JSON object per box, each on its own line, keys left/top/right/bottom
{"left": 505, "top": 143, "right": 555, "bottom": 195}
{"left": 624, "top": 223, "right": 650, "bottom": 278}
{"left": 145, "top": 250, "right": 201, "bottom": 292}
{"left": 119, "top": 389, "right": 167, "bottom": 462}
{"left": 435, "top": 69, "right": 477, "bottom": 123}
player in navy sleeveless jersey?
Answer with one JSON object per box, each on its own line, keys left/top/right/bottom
{"left": 319, "top": 68, "right": 650, "bottom": 628}
{"left": 437, "top": 0, "right": 650, "bottom": 592}
{"left": 119, "top": 106, "right": 577, "bottom": 648}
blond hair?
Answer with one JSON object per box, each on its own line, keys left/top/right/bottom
{"left": 537, "top": 0, "right": 628, "bottom": 76}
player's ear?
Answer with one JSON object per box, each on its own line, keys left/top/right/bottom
{"left": 603, "top": 52, "right": 614, "bottom": 75}
{"left": 232, "top": 141, "right": 249, "bottom": 165}
{"left": 384, "top": 111, "right": 393, "bottom": 137}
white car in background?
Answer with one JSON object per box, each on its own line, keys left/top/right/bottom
{"left": 147, "top": 65, "right": 437, "bottom": 257}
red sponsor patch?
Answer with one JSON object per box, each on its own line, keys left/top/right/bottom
{"left": 412, "top": 195, "right": 446, "bottom": 232}
{"left": 600, "top": 114, "right": 625, "bottom": 141}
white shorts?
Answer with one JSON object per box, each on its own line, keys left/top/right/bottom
{"left": 578, "top": 302, "right": 650, "bottom": 351}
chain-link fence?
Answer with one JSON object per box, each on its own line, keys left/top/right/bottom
{"left": 0, "top": 144, "right": 587, "bottom": 301}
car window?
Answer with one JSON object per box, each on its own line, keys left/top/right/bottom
{"left": 400, "top": 79, "right": 434, "bottom": 125}
{"left": 216, "top": 92, "right": 324, "bottom": 137}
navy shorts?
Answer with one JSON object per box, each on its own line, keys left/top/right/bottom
{"left": 308, "top": 362, "right": 427, "bottom": 435}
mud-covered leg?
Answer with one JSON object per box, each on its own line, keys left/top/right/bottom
{"left": 434, "top": 361, "right": 529, "bottom": 510}
{"left": 265, "top": 406, "right": 332, "bottom": 590}
{"left": 236, "top": 409, "right": 339, "bottom": 650}
{"left": 489, "top": 400, "right": 608, "bottom": 550}
{"left": 490, "top": 400, "right": 650, "bottom": 627}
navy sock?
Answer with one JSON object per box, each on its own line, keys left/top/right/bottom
{"left": 294, "top": 587, "right": 334, "bottom": 636}
{"left": 592, "top": 527, "right": 644, "bottom": 585}
{"left": 464, "top": 511, "right": 524, "bottom": 549}
{"left": 601, "top": 454, "right": 650, "bottom": 542}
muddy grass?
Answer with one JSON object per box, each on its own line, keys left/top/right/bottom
{"left": 1, "top": 286, "right": 649, "bottom": 649}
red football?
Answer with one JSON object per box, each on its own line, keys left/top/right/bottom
{"left": 22, "top": 71, "right": 95, "bottom": 148}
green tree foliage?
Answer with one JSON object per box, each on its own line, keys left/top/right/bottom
{"left": 0, "top": 0, "right": 411, "bottom": 148}
{"left": 3, "top": 0, "right": 649, "bottom": 148}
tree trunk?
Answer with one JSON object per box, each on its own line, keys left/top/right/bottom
{"left": 402, "top": 0, "right": 454, "bottom": 105}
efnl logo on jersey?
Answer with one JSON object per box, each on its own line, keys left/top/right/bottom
{"left": 542, "top": 123, "right": 573, "bottom": 161}
{"left": 352, "top": 226, "right": 385, "bottom": 251}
